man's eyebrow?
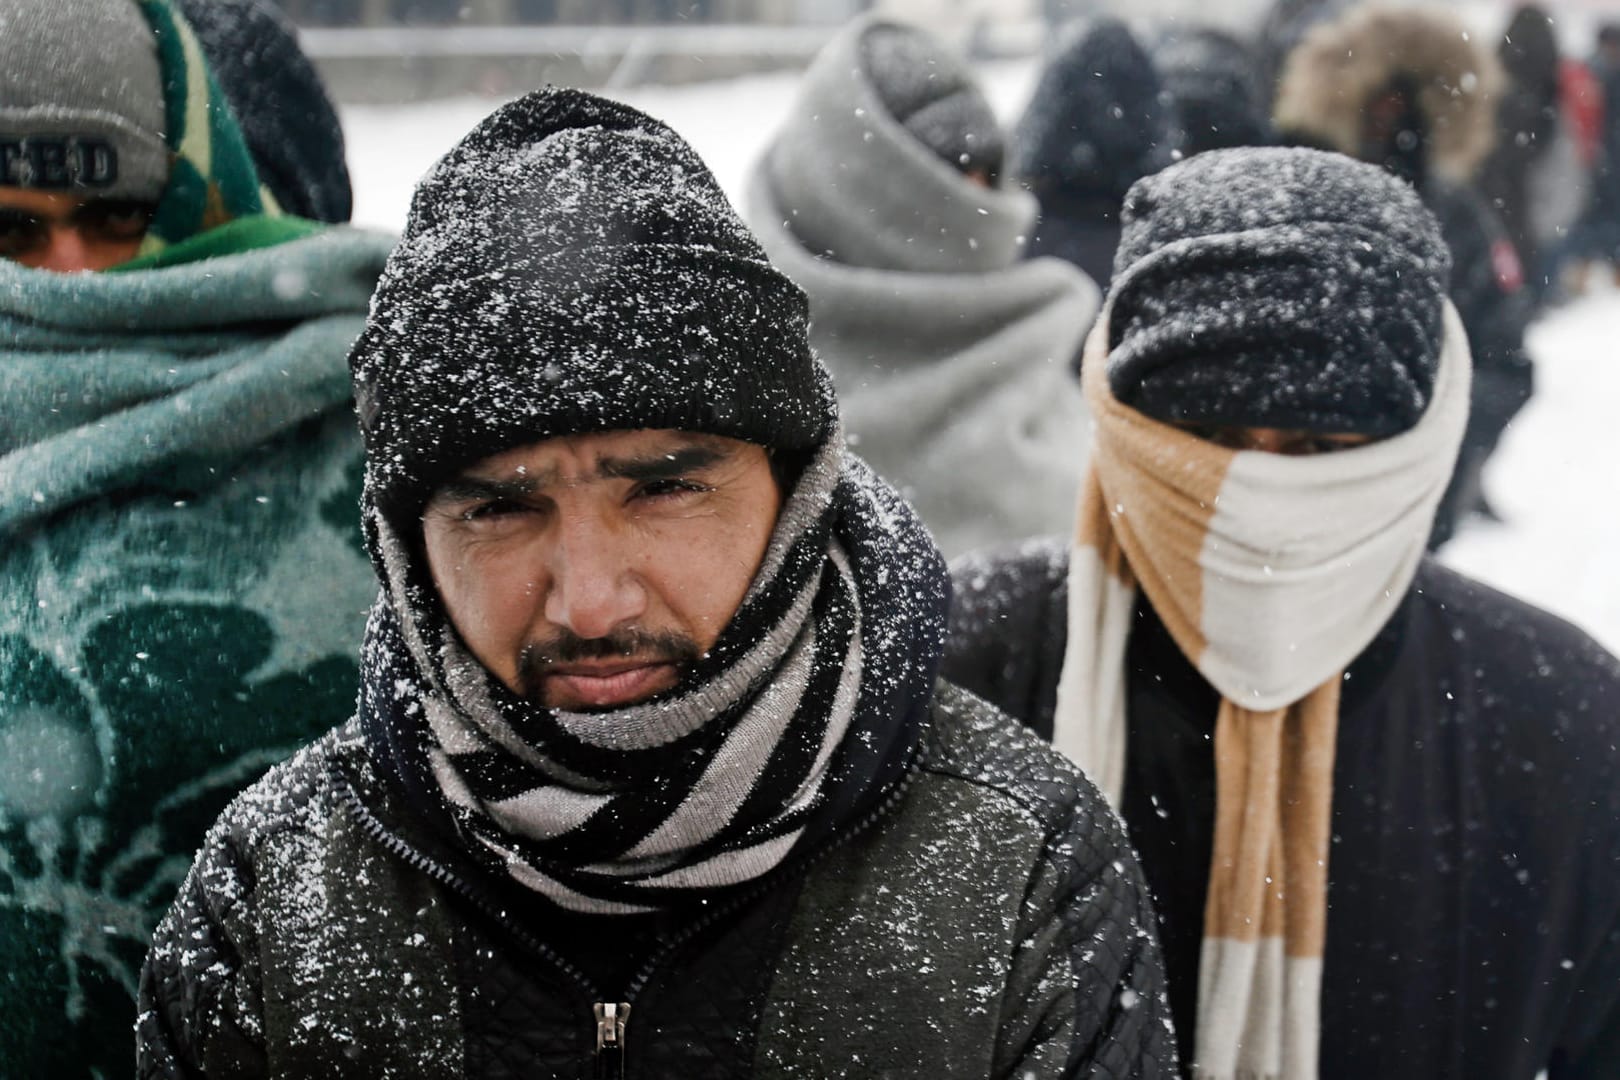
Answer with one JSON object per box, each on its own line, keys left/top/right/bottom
{"left": 595, "top": 444, "right": 731, "bottom": 482}
{"left": 427, "top": 475, "right": 539, "bottom": 506}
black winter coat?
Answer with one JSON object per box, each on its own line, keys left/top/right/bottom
{"left": 941, "top": 539, "right": 1620, "bottom": 1080}
{"left": 138, "top": 683, "right": 1178, "bottom": 1079}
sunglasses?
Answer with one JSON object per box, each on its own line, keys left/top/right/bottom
{"left": 0, "top": 199, "right": 157, "bottom": 258}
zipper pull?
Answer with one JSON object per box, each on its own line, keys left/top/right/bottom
{"left": 593, "top": 1001, "right": 631, "bottom": 1079}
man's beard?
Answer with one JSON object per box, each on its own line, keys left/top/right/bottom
{"left": 516, "top": 627, "right": 703, "bottom": 710}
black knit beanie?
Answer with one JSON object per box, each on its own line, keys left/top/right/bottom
{"left": 349, "top": 88, "right": 835, "bottom": 525}
{"left": 1106, "top": 147, "right": 1452, "bottom": 437}
{"left": 860, "top": 23, "right": 1005, "bottom": 183}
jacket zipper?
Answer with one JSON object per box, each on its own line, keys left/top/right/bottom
{"left": 336, "top": 743, "right": 923, "bottom": 1077}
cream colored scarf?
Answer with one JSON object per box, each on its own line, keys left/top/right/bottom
{"left": 1053, "top": 303, "right": 1472, "bottom": 1080}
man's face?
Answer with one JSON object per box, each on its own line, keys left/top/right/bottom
{"left": 0, "top": 187, "right": 154, "bottom": 272}
{"left": 1174, "top": 423, "right": 1375, "bottom": 456}
{"left": 422, "top": 429, "right": 783, "bottom": 711}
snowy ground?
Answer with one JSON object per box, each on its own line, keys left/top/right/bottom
{"left": 341, "top": 67, "right": 1620, "bottom": 656}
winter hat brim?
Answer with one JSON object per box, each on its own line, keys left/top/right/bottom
{"left": 1106, "top": 147, "right": 1452, "bottom": 437}
{"left": 351, "top": 88, "right": 834, "bottom": 526}
{"left": 0, "top": 0, "right": 169, "bottom": 201}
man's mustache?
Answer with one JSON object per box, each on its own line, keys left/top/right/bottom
{"left": 516, "top": 628, "right": 703, "bottom": 700}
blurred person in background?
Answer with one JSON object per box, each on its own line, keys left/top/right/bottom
{"left": 1478, "top": 3, "right": 1564, "bottom": 306}
{"left": 139, "top": 87, "right": 1176, "bottom": 1079}
{"left": 746, "top": 14, "right": 1099, "bottom": 559}
{"left": 1152, "top": 27, "right": 1272, "bottom": 160}
{"left": 1274, "top": 3, "right": 1533, "bottom": 549}
{"left": 1012, "top": 16, "right": 1175, "bottom": 292}
{"left": 0, "top": 0, "right": 391, "bottom": 1072}
{"left": 945, "top": 147, "right": 1620, "bottom": 1080}
{"left": 1564, "top": 24, "right": 1620, "bottom": 293}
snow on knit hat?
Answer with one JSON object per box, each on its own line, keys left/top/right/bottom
{"left": 860, "top": 22, "right": 1005, "bottom": 182}
{"left": 0, "top": 0, "right": 168, "bottom": 201}
{"left": 1106, "top": 146, "right": 1452, "bottom": 437}
{"left": 350, "top": 88, "right": 835, "bottom": 524}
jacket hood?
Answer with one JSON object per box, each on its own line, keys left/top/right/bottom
{"left": 1274, "top": 6, "right": 1503, "bottom": 183}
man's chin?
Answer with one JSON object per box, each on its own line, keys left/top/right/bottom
{"left": 536, "top": 662, "right": 682, "bottom": 711}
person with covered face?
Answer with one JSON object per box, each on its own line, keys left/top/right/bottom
{"left": 944, "top": 148, "right": 1620, "bottom": 1080}
{"left": 746, "top": 15, "right": 1099, "bottom": 559}
{"left": 0, "top": 0, "right": 389, "bottom": 1073}
{"left": 137, "top": 88, "right": 1176, "bottom": 1078}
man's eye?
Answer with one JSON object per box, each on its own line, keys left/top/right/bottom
{"left": 635, "top": 478, "right": 707, "bottom": 501}
{"left": 460, "top": 499, "right": 527, "bottom": 521}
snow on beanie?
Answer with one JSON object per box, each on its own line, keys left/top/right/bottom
{"left": 350, "top": 87, "right": 835, "bottom": 525}
{"left": 861, "top": 22, "right": 1004, "bottom": 182}
{"left": 1105, "top": 146, "right": 1451, "bottom": 437}
{"left": 0, "top": 0, "right": 169, "bottom": 202}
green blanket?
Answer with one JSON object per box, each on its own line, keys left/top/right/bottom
{"left": 0, "top": 226, "right": 393, "bottom": 1076}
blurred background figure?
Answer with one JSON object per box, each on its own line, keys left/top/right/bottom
{"left": 1153, "top": 26, "right": 1272, "bottom": 159}
{"left": 1274, "top": 4, "right": 1533, "bottom": 550}
{"left": 1477, "top": 4, "right": 1565, "bottom": 307}
{"left": 747, "top": 14, "right": 1100, "bottom": 558}
{"left": 0, "top": 0, "right": 389, "bottom": 1073}
{"left": 1564, "top": 23, "right": 1620, "bottom": 294}
{"left": 1012, "top": 16, "right": 1175, "bottom": 291}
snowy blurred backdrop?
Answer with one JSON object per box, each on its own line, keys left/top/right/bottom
{"left": 320, "top": 0, "right": 1620, "bottom": 654}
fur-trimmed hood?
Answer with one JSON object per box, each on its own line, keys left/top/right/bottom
{"left": 1273, "top": 6, "right": 1502, "bottom": 183}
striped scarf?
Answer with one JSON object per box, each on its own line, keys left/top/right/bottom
{"left": 360, "top": 436, "right": 948, "bottom": 915}
{"left": 1052, "top": 303, "right": 1472, "bottom": 1079}
{"left": 134, "top": 0, "right": 275, "bottom": 257}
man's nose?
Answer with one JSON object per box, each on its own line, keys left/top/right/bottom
{"left": 541, "top": 512, "right": 648, "bottom": 641}
{"left": 34, "top": 226, "right": 96, "bottom": 273}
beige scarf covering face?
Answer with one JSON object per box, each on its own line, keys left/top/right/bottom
{"left": 1053, "top": 303, "right": 1472, "bottom": 1080}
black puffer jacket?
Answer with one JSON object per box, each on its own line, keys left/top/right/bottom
{"left": 137, "top": 682, "right": 1178, "bottom": 1079}
{"left": 942, "top": 539, "right": 1620, "bottom": 1080}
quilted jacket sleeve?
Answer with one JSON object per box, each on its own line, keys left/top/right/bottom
{"left": 993, "top": 794, "right": 1177, "bottom": 1078}
{"left": 136, "top": 820, "right": 270, "bottom": 1079}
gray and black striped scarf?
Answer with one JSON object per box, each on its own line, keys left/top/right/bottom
{"left": 358, "top": 436, "right": 949, "bottom": 915}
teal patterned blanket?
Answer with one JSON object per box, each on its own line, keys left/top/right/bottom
{"left": 0, "top": 226, "right": 393, "bottom": 1076}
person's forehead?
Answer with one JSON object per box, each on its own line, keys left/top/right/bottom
{"left": 0, "top": 186, "right": 95, "bottom": 216}
{"left": 460, "top": 429, "right": 748, "bottom": 479}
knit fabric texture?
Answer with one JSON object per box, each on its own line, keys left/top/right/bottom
{"left": 349, "top": 87, "right": 832, "bottom": 526}
{"left": 0, "top": 0, "right": 169, "bottom": 200}
{"left": 1107, "top": 147, "right": 1452, "bottom": 437}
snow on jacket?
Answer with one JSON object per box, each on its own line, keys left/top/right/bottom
{"left": 942, "top": 538, "right": 1620, "bottom": 1080}
{"left": 745, "top": 15, "right": 1099, "bottom": 559}
{"left": 0, "top": 227, "right": 393, "bottom": 1077}
{"left": 137, "top": 681, "right": 1177, "bottom": 1079}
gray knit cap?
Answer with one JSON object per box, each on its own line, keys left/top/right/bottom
{"left": 0, "top": 0, "right": 169, "bottom": 201}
